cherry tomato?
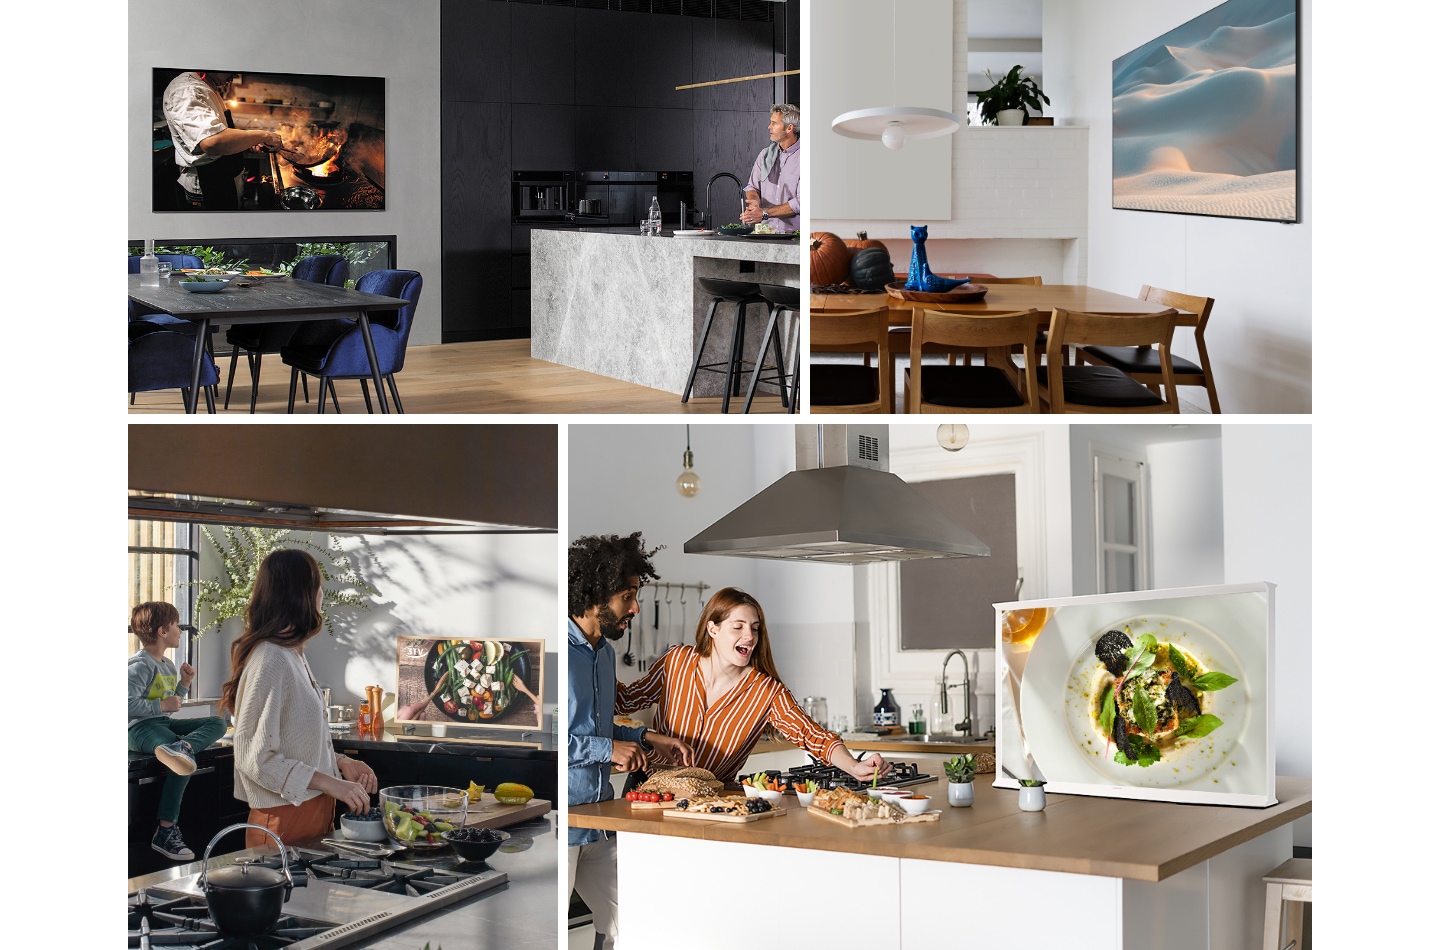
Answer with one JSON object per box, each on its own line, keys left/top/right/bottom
{"left": 624, "top": 791, "right": 635, "bottom": 802}
{"left": 661, "top": 792, "right": 674, "bottom": 801}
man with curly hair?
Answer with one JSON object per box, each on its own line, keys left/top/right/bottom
{"left": 568, "top": 533, "right": 692, "bottom": 950}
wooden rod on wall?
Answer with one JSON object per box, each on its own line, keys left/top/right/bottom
{"left": 675, "top": 69, "right": 800, "bottom": 91}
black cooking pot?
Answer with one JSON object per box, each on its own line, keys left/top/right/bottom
{"left": 199, "top": 823, "right": 294, "bottom": 937}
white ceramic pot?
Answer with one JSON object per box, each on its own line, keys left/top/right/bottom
{"left": 1018, "top": 785, "right": 1046, "bottom": 811}
{"left": 947, "top": 782, "right": 975, "bottom": 807}
{"left": 996, "top": 109, "right": 1026, "bottom": 126}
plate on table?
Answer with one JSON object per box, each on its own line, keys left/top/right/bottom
{"left": 1016, "top": 594, "right": 1265, "bottom": 792}
{"left": 672, "top": 230, "right": 716, "bottom": 238}
{"left": 178, "top": 277, "right": 236, "bottom": 293}
{"left": 742, "top": 231, "right": 799, "bottom": 240}
{"left": 884, "top": 281, "right": 987, "bottom": 303}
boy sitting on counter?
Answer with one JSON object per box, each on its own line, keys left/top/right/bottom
{"left": 127, "top": 602, "right": 227, "bottom": 862}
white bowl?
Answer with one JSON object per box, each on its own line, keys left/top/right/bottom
{"left": 869, "top": 785, "right": 900, "bottom": 800}
{"left": 795, "top": 790, "right": 817, "bottom": 808}
{"left": 757, "top": 788, "right": 784, "bottom": 805}
{"left": 340, "top": 814, "right": 389, "bottom": 841}
{"left": 893, "top": 794, "right": 932, "bottom": 816}
{"left": 742, "top": 784, "right": 761, "bottom": 799}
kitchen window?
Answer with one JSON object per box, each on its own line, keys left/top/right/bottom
{"left": 127, "top": 520, "right": 197, "bottom": 671}
{"left": 1093, "top": 454, "right": 1149, "bottom": 593}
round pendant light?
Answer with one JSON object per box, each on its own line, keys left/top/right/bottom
{"left": 830, "top": 0, "right": 962, "bottom": 150}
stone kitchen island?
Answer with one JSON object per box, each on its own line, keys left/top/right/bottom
{"left": 530, "top": 229, "right": 802, "bottom": 398}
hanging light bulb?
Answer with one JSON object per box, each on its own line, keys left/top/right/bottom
{"left": 936, "top": 424, "right": 970, "bottom": 452}
{"left": 675, "top": 425, "right": 701, "bottom": 497}
{"left": 881, "top": 121, "right": 908, "bottom": 150}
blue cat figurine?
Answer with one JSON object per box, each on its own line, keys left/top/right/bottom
{"left": 906, "top": 224, "right": 971, "bottom": 293}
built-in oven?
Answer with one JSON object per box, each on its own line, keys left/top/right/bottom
{"left": 512, "top": 171, "right": 575, "bottom": 221}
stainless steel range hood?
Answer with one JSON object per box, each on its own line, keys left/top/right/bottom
{"left": 129, "top": 425, "right": 557, "bottom": 535}
{"left": 684, "top": 425, "right": 990, "bottom": 563}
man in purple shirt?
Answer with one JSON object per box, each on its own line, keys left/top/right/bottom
{"left": 740, "top": 104, "right": 800, "bottom": 234}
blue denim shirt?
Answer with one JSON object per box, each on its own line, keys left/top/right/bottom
{"left": 568, "top": 618, "right": 646, "bottom": 846}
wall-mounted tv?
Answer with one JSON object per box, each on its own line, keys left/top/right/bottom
{"left": 152, "top": 68, "right": 385, "bottom": 212}
{"left": 1112, "top": 0, "right": 1297, "bottom": 223}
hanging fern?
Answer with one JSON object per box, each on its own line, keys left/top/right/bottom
{"left": 185, "top": 527, "right": 379, "bottom": 636}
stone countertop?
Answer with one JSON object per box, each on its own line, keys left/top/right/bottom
{"left": 568, "top": 776, "right": 1311, "bottom": 882}
{"left": 128, "top": 815, "right": 558, "bottom": 950}
{"left": 531, "top": 227, "right": 802, "bottom": 265}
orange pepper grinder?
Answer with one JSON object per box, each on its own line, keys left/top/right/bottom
{"left": 370, "top": 685, "right": 386, "bottom": 737}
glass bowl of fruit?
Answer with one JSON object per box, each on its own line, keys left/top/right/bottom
{"left": 379, "top": 785, "right": 469, "bottom": 849}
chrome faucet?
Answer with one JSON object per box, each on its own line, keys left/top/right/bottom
{"left": 940, "top": 650, "right": 972, "bottom": 738}
{"left": 705, "top": 172, "right": 743, "bottom": 229}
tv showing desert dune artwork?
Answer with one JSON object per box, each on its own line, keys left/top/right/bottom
{"left": 1112, "top": 0, "right": 1297, "bottom": 222}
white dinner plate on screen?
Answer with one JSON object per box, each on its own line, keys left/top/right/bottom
{"left": 1016, "top": 592, "right": 1266, "bottom": 792}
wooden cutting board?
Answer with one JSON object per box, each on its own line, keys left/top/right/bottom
{"left": 461, "top": 793, "right": 550, "bottom": 829}
{"left": 807, "top": 804, "right": 940, "bottom": 828}
{"left": 628, "top": 799, "right": 676, "bottom": 811}
{"left": 663, "top": 805, "right": 787, "bottom": 823}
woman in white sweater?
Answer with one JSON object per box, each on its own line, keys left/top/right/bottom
{"left": 221, "top": 549, "right": 377, "bottom": 847}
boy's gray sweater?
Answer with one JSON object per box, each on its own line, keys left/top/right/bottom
{"left": 128, "top": 649, "right": 189, "bottom": 728}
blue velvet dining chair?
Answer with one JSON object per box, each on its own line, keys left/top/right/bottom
{"left": 129, "top": 327, "right": 220, "bottom": 413}
{"left": 280, "top": 269, "right": 422, "bottom": 414}
{"left": 127, "top": 254, "right": 217, "bottom": 405}
{"left": 223, "top": 255, "right": 348, "bottom": 413}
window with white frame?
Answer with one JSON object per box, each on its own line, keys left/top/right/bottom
{"left": 1093, "top": 454, "right": 1149, "bottom": 593}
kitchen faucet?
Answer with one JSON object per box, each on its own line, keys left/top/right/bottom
{"left": 939, "top": 650, "right": 972, "bottom": 738}
{"left": 705, "top": 172, "right": 743, "bottom": 229}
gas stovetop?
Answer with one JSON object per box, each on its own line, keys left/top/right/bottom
{"left": 128, "top": 844, "right": 507, "bottom": 950}
{"left": 780, "top": 761, "right": 936, "bottom": 791}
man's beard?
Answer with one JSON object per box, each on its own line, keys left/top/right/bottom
{"left": 597, "top": 604, "right": 631, "bottom": 641}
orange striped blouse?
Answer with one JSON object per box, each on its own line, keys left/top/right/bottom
{"left": 616, "top": 645, "right": 843, "bottom": 784}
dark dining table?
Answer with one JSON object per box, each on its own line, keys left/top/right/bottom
{"left": 127, "top": 275, "right": 412, "bottom": 414}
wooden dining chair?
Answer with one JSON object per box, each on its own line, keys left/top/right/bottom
{"left": 1039, "top": 308, "right": 1181, "bottom": 413}
{"left": 1077, "top": 286, "right": 1220, "bottom": 413}
{"left": 905, "top": 309, "right": 1041, "bottom": 413}
{"left": 810, "top": 307, "right": 892, "bottom": 413}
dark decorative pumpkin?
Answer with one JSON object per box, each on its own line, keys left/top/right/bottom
{"left": 809, "top": 232, "right": 851, "bottom": 286}
{"left": 848, "top": 246, "right": 893, "bottom": 290}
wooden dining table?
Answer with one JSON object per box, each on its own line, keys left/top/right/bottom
{"left": 811, "top": 283, "right": 1196, "bottom": 325}
{"left": 128, "top": 275, "right": 412, "bottom": 414}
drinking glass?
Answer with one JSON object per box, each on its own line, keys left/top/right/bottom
{"left": 156, "top": 262, "right": 173, "bottom": 280}
{"left": 832, "top": 715, "right": 849, "bottom": 735}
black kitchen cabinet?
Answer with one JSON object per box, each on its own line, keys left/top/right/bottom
{"left": 441, "top": 0, "right": 510, "bottom": 102}
{"left": 441, "top": 100, "right": 517, "bottom": 341}
{"left": 574, "top": 106, "right": 636, "bottom": 171}
{"left": 512, "top": 104, "right": 576, "bottom": 170}
{"left": 635, "top": 108, "right": 694, "bottom": 171}
{"left": 575, "top": 9, "right": 692, "bottom": 110}
{"left": 511, "top": 3, "right": 576, "bottom": 105}
{"left": 128, "top": 747, "right": 247, "bottom": 880}
{"left": 691, "top": 18, "right": 776, "bottom": 113}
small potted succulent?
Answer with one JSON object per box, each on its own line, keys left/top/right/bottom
{"left": 975, "top": 65, "right": 1050, "bottom": 126}
{"left": 1017, "top": 779, "right": 1047, "bottom": 812}
{"left": 943, "top": 754, "right": 978, "bottom": 807}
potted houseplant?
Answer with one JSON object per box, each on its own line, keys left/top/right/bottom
{"left": 1017, "top": 779, "right": 1047, "bottom": 812}
{"left": 974, "top": 65, "right": 1050, "bottom": 126}
{"left": 943, "top": 754, "right": 978, "bottom": 807}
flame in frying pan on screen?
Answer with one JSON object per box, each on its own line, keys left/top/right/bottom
{"left": 277, "top": 124, "right": 348, "bottom": 177}
{"left": 309, "top": 154, "right": 341, "bottom": 178}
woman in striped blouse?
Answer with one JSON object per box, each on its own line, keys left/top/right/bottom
{"left": 617, "top": 587, "right": 888, "bottom": 786}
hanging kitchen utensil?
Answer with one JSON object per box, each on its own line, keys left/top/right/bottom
{"left": 623, "top": 589, "right": 638, "bottom": 666}
{"left": 199, "top": 824, "right": 294, "bottom": 937}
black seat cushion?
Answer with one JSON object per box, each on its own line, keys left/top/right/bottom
{"left": 697, "top": 276, "right": 764, "bottom": 302}
{"left": 909, "top": 365, "right": 1025, "bottom": 408}
{"left": 1036, "top": 365, "right": 1166, "bottom": 407}
{"left": 757, "top": 283, "right": 801, "bottom": 309}
{"left": 1082, "top": 345, "right": 1202, "bottom": 375}
{"left": 811, "top": 365, "right": 879, "bottom": 406}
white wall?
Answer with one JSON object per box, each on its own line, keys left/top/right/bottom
{"left": 1148, "top": 438, "right": 1225, "bottom": 590}
{"left": 1221, "top": 425, "right": 1311, "bottom": 845}
{"left": 129, "top": 0, "right": 444, "bottom": 345}
{"left": 1044, "top": 0, "right": 1312, "bottom": 412}
{"left": 192, "top": 530, "right": 558, "bottom": 726}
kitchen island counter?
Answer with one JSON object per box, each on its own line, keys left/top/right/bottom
{"left": 571, "top": 779, "right": 1311, "bottom": 949}
{"left": 530, "top": 228, "right": 802, "bottom": 397}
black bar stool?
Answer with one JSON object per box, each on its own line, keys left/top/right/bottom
{"left": 744, "top": 283, "right": 800, "bottom": 414}
{"left": 683, "top": 277, "right": 767, "bottom": 413}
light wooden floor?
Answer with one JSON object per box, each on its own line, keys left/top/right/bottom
{"left": 128, "top": 339, "right": 789, "bottom": 415}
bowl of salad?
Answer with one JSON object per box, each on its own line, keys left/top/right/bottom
{"left": 178, "top": 275, "right": 234, "bottom": 293}
{"left": 717, "top": 223, "right": 753, "bottom": 236}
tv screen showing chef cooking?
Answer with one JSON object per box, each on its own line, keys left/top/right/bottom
{"left": 151, "top": 68, "right": 385, "bottom": 212}
{"left": 995, "top": 582, "right": 1275, "bottom": 807}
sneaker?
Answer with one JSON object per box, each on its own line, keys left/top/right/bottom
{"left": 155, "top": 740, "right": 196, "bottom": 776}
{"left": 152, "top": 824, "right": 195, "bottom": 861}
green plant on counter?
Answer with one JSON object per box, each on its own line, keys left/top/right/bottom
{"left": 974, "top": 65, "right": 1050, "bottom": 125}
{"left": 1018, "top": 779, "right": 1046, "bottom": 788}
{"left": 943, "top": 754, "right": 978, "bottom": 784}
{"left": 185, "top": 527, "right": 379, "bottom": 636}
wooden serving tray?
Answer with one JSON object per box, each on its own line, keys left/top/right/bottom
{"left": 885, "top": 280, "right": 989, "bottom": 303}
{"left": 462, "top": 794, "right": 551, "bottom": 829}
{"left": 628, "top": 799, "right": 677, "bottom": 810}
{"left": 807, "top": 804, "right": 941, "bottom": 828}
{"left": 663, "top": 805, "right": 787, "bottom": 823}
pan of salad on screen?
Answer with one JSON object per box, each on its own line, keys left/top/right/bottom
{"left": 997, "top": 584, "right": 1275, "bottom": 806}
{"left": 394, "top": 636, "right": 545, "bottom": 730}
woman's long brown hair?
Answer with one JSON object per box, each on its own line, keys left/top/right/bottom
{"left": 693, "top": 587, "right": 780, "bottom": 681}
{"left": 219, "top": 549, "right": 324, "bottom": 715}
